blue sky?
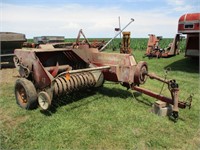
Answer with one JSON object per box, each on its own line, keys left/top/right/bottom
{"left": 1, "top": 0, "right": 199, "bottom": 38}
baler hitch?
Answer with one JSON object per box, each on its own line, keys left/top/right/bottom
{"left": 132, "top": 71, "right": 192, "bottom": 121}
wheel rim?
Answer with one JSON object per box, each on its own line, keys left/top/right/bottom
{"left": 38, "top": 91, "right": 51, "bottom": 110}
{"left": 140, "top": 65, "right": 148, "bottom": 83}
{"left": 16, "top": 84, "right": 28, "bottom": 107}
{"left": 134, "top": 61, "right": 148, "bottom": 85}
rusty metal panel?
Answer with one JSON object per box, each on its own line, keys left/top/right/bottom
{"left": 14, "top": 49, "right": 36, "bottom": 71}
{"left": 90, "top": 52, "right": 137, "bottom": 82}
{"left": 32, "top": 59, "right": 52, "bottom": 89}
{"left": 178, "top": 13, "right": 200, "bottom": 34}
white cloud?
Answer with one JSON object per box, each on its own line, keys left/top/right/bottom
{"left": 61, "top": 23, "right": 81, "bottom": 29}
{"left": 1, "top": 3, "right": 180, "bottom": 38}
{"left": 166, "top": 0, "right": 197, "bottom": 12}
{"left": 167, "top": 0, "right": 184, "bottom": 6}
{"left": 173, "top": 5, "right": 193, "bottom": 12}
{"left": 123, "top": 0, "right": 152, "bottom": 2}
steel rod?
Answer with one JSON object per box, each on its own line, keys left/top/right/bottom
{"left": 0, "top": 54, "right": 15, "bottom": 57}
{"left": 119, "top": 16, "right": 121, "bottom": 39}
{"left": 69, "top": 66, "right": 110, "bottom": 74}
{"left": 99, "top": 18, "right": 134, "bottom": 51}
{"left": 147, "top": 73, "right": 169, "bottom": 84}
{"left": 132, "top": 86, "right": 186, "bottom": 109}
{"left": 56, "top": 65, "right": 110, "bottom": 77}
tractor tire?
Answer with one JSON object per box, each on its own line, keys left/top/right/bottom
{"left": 15, "top": 78, "right": 38, "bottom": 109}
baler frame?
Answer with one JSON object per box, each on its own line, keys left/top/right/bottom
{"left": 13, "top": 19, "right": 192, "bottom": 121}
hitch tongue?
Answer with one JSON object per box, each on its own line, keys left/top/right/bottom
{"left": 132, "top": 71, "right": 192, "bottom": 122}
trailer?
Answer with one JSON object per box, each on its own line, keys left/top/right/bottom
{"left": 178, "top": 13, "right": 200, "bottom": 57}
{"left": 33, "top": 36, "right": 65, "bottom": 44}
{"left": 0, "top": 32, "right": 27, "bottom": 68}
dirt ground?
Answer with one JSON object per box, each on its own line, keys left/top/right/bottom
{"left": 0, "top": 68, "right": 19, "bottom": 84}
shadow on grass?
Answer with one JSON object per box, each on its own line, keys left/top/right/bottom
{"left": 40, "top": 89, "right": 98, "bottom": 116}
{"left": 98, "top": 86, "right": 153, "bottom": 107}
{"left": 41, "top": 86, "right": 134, "bottom": 116}
{"left": 40, "top": 85, "right": 156, "bottom": 116}
{"left": 164, "top": 57, "right": 199, "bottom": 73}
{"left": 132, "top": 91, "right": 153, "bottom": 107}
{"left": 97, "top": 86, "right": 132, "bottom": 99}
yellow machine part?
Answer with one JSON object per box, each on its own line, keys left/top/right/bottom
{"left": 120, "top": 31, "right": 131, "bottom": 54}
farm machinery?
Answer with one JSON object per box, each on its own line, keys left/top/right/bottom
{"left": 144, "top": 34, "right": 181, "bottom": 58}
{"left": 13, "top": 18, "right": 192, "bottom": 121}
{"left": 0, "top": 32, "right": 27, "bottom": 68}
{"left": 23, "top": 30, "right": 106, "bottom": 50}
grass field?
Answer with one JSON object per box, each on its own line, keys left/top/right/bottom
{"left": 0, "top": 38, "right": 199, "bottom": 149}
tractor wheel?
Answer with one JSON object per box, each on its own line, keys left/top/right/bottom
{"left": 134, "top": 61, "right": 148, "bottom": 85}
{"left": 15, "top": 78, "right": 38, "bottom": 109}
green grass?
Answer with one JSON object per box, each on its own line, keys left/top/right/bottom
{"left": 0, "top": 43, "right": 199, "bottom": 149}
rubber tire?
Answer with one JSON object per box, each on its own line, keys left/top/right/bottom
{"left": 15, "top": 78, "right": 38, "bottom": 110}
